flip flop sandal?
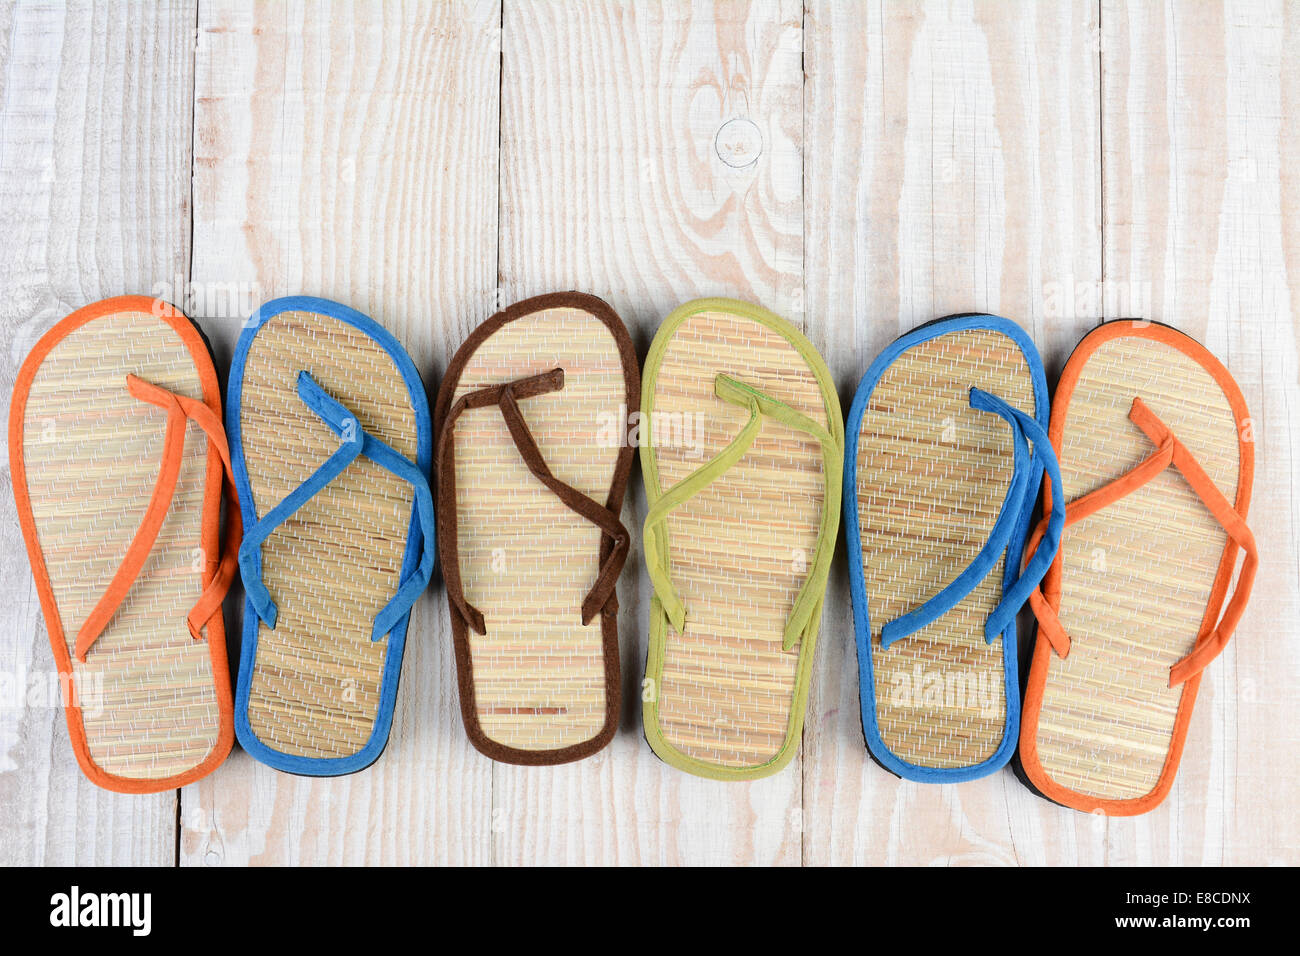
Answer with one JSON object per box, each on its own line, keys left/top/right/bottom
{"left": 435, "top": 293, "right": 638, "bottom": 765}
{"left": 9, "top": 296, "right": 240, "bottom": 792}
{"left": 229, "top": 296, "right": 435, "bottom": 776}
{"left": 1018, "top": 320, "right": 1257, "bottom": 815}
{"left": 640, "top": 298, "right": 843, "bottom": 780}
{"left": 844, "top": 314, "right": 1063, "bottom": 783}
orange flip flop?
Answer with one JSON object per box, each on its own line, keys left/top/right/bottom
{"left": 1018, "top": 320, "right": 1256, "bottom": 815}
{"left": 9, "top": 296, "right": 239, "bottom": 793}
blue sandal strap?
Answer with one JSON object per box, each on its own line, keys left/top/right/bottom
{"left": 878, "top": 387, "right": 1032, "bottom": 648}
{"left": 238, "top": 371, "right": 436, "bottom": 641}
{"left": 984, "top": 398, "right": 1064, "bottom": 640}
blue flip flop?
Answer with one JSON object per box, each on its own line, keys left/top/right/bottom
{"left": 227, "top": 296, "right": 434, "bottom": 776}
{"left": 844, "top": 314, "right": 1063, "bottom": 783}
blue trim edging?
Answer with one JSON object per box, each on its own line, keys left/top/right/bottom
{"left": 227, "top": 296, "right": 433, "bottom": 777}
{"left": 842, "top": 314, "right": 1051, "bottom": 784}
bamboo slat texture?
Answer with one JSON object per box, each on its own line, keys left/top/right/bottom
{"left": 646, "top": 306, "right": 831, "bottom": 772}
{"left": 855, "top": 329, "right": 1036, "bottom": 770}
{"left": 239, "top": 308, "right": 420, "bottom": 759}
{"left": 446, "top": 305, "right": 623, "bottom": 753}
{"left": 19, "top": 308, "right": 220, "bottom": 781}
{"left": 0, "top": 0, "right": 1295, "bottom": 866}
{"left": 1035, "top": 335, "right": 1242, "bottom": 801}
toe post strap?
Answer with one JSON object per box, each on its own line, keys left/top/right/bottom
{"left": 75, "top": 375, "right": 243, "bottom": 663}
{"left": 645, "top": 373, "right": 843, "bottom": 653}
{"left": 1026, "top": 397, "right": 1257, "bottom": 687}
{"left": 877, "top": 386, "right": 1062, "bottom": 651}
{"left": 239, "top": 371, "right": 436, "bottom": 643}
{"left": 437, "top": 368, "right": 629, "bottom": 635}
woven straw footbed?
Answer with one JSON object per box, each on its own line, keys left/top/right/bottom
{"left": 856, "top": 330, "right": 1034, "bottom": 769}
{"left": 21, "top": 310, "right": 219, "bottom": 779}
{"left": 649, "top": 311, "right": 829, "bottom": 770}
{"left": 240, "top": 310, "right": 417, "bottom": 759}
{"left": 448, "top": 307, "right": 623, "bottom": 751}
{"left": 1034, "top": 335, "right": 1238, "bottom": 801}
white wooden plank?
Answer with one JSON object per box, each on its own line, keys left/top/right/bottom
{"left": 801, "top": 0, "right": 1104, "bottom": 866}
{"left": 0, "top": 0, "right": 1293, "bottom": 867}
{"left": 181, "top": 0, "right": 500, "bottom": 865}
{"left": 494, "top": 0, "right": 805, "bottom": 865}
{"left": 0, "top": 0, "right": 195, "bottom": 867}
{"left": 1099, "top": 0, "right": 1300, "bottom": 866}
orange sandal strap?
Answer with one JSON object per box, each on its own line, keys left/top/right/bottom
{"left": 73, "top": 374, "right": 242, "bottom": 662}
{"left": 1025, "top": 397, "right": 1257, "bottom": 687}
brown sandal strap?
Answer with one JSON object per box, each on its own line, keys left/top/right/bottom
{"left": 436, "top": 368, "right": 629, "bottom": 634}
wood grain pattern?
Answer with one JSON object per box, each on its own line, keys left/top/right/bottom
{"left": 495, "top": 0, "right": 806, "bottom": 865}
{"left": 0, "top": 0, "right": 195, "bottom": 866}
{"left": 1098, "top": 0, "right": 1300, "bottom": 865}
{"left": 802, "top": 0, "right": 1105, "bottom": 866}
{"left": 0, "top": 0, "right": 1294, "bottom": 866}
{"left": 180, "top": 0, "right": 500, "bottom": 865}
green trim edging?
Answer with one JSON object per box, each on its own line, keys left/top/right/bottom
{"left": 639, "top": 297, "right": 845, "bottom": 781}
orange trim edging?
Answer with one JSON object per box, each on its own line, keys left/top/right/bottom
{"left": 1018, "top": 320, "right": 1255, "bottom": 816}
{"left": 8, "top": 296, "right": 235, "bottom": 794}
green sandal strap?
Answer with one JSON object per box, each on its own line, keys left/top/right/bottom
{"left": 643, "top": 374, "right": 842, "bottom": 651}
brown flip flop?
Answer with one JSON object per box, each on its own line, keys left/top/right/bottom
{"left": 435, "top": 293, "right": 639, "bottom": 764}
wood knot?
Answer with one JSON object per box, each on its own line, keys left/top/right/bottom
{"left": 714, "top": 118, "right": 763, "bottom": 168}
